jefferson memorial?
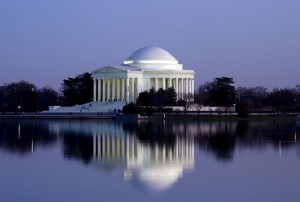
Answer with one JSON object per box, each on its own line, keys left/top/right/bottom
{"left": 48, "top": 47, "right": 195, "bottom": 113}
{"left": 92, "top": 47, "right": 195, "bottom": 102}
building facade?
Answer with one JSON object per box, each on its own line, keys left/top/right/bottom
{"left": 92, "top": 47, "right": 195, "bottom": 103}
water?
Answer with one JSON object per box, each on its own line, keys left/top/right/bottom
{"left": 0, "top": 119, "right": 299, "bottom": 202}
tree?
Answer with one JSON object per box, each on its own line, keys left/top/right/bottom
{"left": 2, "top": 81, "right": 38, "bottom": 112}
{"left": 166, "top": 87, "right": 177, "bottom": 106}
{"left": 252, "top": 86, "right": 268, "bottom": 110}
{"left": 236, "top": 101, "right": 248, "bottom": 118}
{"left": 156, "top": 88, "right": 168, "bottom": 107}
{"left": 177, "top": 99, "right": 187, "bottom": 106}
{"left": 194, "top": 82, "right": 213, "bottom": 115}
{"left": 37, "top": 87, "right": 59, "bottom": 111}
{"left": 60, "top": 72, "right": 93, "bottom": 106}
{"left": 122, "top": 102, "right": 142, "bottom": 114}
{"left": 193, "top": 94, "right": 203, "bottom": 116}
{"left": 209, "top": 77, "right": 236, "bottom": 108}
{"left": 148, "top": 88, "right": 156, "bottom": 106}
{"left": 0, "top": 85, "right": 6, "bottom": 112}
{"left": 295, "top": 84, "right": 300, "bottom": 111}
{"left": 0, "top": 81, "right": 60, "bottom": 113}
{"left": 237, "top": 86, "right": 268, "bottom": 112}
{"left": 195, "top": 82, "right": 213, "bottom": 105}
{"left": 265, "top": 88, "right": 297, "bottom": 114}
{"left": 136, "top": 87, "right": 177, "bottom": 107}
{"left": 136, "top": 91, "right": 150, "bottom": 106}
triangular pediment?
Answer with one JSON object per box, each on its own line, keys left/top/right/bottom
{"left": 92, "top": 66, "right": 127, "bottom": 74}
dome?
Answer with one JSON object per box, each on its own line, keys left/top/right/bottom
{"left": 126, "top": 47, "right": 177, "bottom": 61}
{"left": 123, "top": 47, "right": 183, "bottom": 70}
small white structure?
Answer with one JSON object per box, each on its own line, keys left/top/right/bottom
{"left": 92, "top": 47, "right": 195, "bottom": 104}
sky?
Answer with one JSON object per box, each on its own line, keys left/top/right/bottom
{"left": 1, "top": 0, "right": 300, "bottom": 91}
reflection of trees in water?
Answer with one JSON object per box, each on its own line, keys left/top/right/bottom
{"left": 195, "top": 120, "right": 299, "bottom": 161}
{"left": 194, "top": 121, "right": 237, "bottom": 161}
{"left": 247, "top": 121, "right": 298, "bottom": 150}
{"left": 63, "top": 132, "right": 93, "bottom": 164}
{"left": 207, "top": 135, "right": 236, "bottom": 160}
{"left": 122, "top": 120, "right": 176, "bottom": 146}
{"left": 233, "top": 121, "right": 297, "bottom": 149}
{"left": 0, "top": 120, "right": 57, "bottom": 154}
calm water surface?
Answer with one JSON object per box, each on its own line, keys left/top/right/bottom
{"left": 0, "top": 119, "right": 299, "bottom": 202}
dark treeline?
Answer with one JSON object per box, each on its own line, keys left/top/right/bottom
{"left": 0, "top": 81, "right": 59, "bottom": 113}
{"left": 194, "top": 77, "right": 300, "bottom": 115}
{"left": 1, "top": 73, "right": 300, "bottom": 114}
{"left": 0, "top": 72, "right": 93, "bottom": 113}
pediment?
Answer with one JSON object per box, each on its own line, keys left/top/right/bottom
{"left": 92, "top": 66, "right": 127, "bottom": 74}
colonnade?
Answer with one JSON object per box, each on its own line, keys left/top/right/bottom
{"left": 93, "top": 77, "right": 141, "bottom": 102}
{"left": 93, "top": 78, "right": 128, "bottom": 102}
{"left": 93, "top": 77, "right": 194, "bottom": 102}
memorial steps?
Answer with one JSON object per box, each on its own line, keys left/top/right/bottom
{"left": 43, "top": 101, "right": 126, "bottom": 114}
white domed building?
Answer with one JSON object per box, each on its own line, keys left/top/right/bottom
{"left": 45, "top": 47, "right": 195, "bottom": 113}
{"left": 92, "top": 47, "right": 195, "bottom": 104}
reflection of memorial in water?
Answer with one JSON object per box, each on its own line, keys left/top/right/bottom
{"left": 53, "top": 120, "right": 195, "bottom": 191}
{"left": 92, "top": 132, "right": 194, "bottom": 191}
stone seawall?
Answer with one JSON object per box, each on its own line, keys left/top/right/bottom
{"left": 0, "top": 114, "right": 116, "bottom": 119}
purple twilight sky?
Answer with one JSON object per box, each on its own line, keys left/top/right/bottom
{"left": 1, "top": 0, "right": 299, "bottom": 91}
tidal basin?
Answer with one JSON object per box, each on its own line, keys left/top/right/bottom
{"left": 1, "top": 119, "right": 300, "bottom": 202}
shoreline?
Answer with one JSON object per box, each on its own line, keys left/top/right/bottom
{"left": 0, "top": 113, "right": 299, "bottom": 121}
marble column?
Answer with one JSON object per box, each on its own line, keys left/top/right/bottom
{"left": 181, "top": 78, "right": 184, "bottom": 99}
{"left": 102, "top": 79, "right": 106, "bottom": 102}
{"left": 122, "top": 79, "right": 125, "bottom": 101}
{"left": 93, "top": 79, "right": 96, "bottom": 102}
{"left": 148, "top": 78, "right": 151, "bottom": 90}
{"left": 112, "top": 79, "right": 115, "bottom": 101}
{"left": 187, "top": 78, "right": 190, "bottom": 96}
{"left": 190, "top": 79, "right": 193, "bottom": 95}
{"left": 169, "top": 78, "right": 172, "bottom": 88}
{"left": 192, "top": 79, "right": 194, "bottom": 95}
{"left": 177, "top": 78, "right": 180, "bottom": 99}
{"left": 97, "top": 79, "right": 101, "bottom": 102}
{"left": 131, "top": 78, "right": 135, "bottom": 101}
{"left": 188, "top": 79, "right": 190, "bottom": 95}
{"left": 126, "top": 78, "right": 129, "bottom": 102}
{"left": 155, "top": 78, "right": 158, "bottom": 90}
{"left": 107, "top": 79, "right": 111, "bottom": 101}
{"left": 175, "top": 78, "right": 178, "bottom": 96}
{"left": 135, "top": 78, "right": 138, "bottom": 99}
{"left": 162, "top": 78, "right": 166, "bottom": 90}
{"left": 117, "top": 79, "right": 120, "bottom": 101}
{"left": 185, "top": 78, "right": 189, "bottom": 100}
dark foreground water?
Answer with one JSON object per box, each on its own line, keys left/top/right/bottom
{"left": 0, "top": 119, "right": 299, "bottom": 202}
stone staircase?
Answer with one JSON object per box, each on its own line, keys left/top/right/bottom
{"left": 43, "top": 101, "right": 127, "bottom": 113}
